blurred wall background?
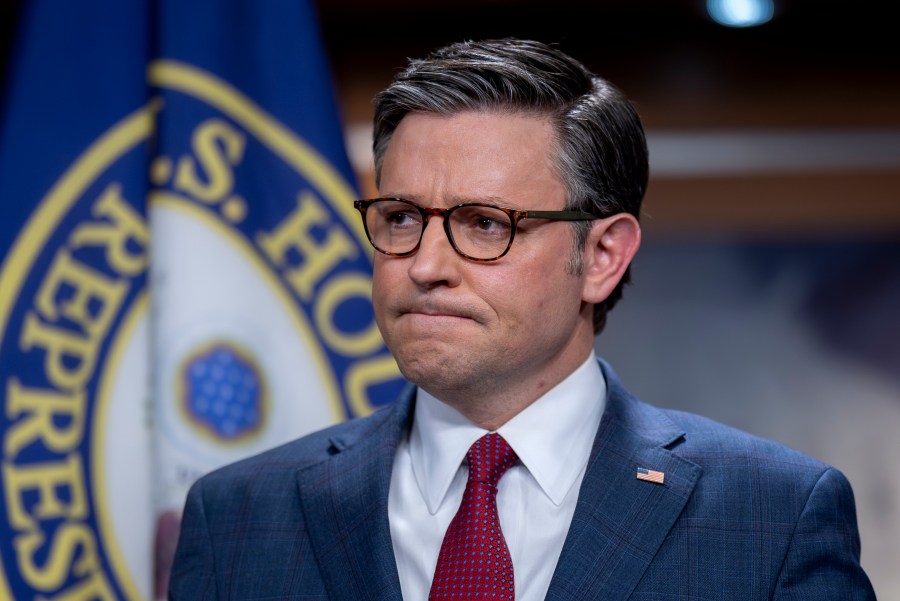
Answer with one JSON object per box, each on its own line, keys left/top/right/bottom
{"left": 3, "top": 0, "right": 897, "bottom": 597}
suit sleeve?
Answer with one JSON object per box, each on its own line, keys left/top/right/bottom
{"left": 168, "top": 478, "right": 220, "bottom": 601}
{"left": 774, "top": 467, "right": 876, "bottom": 600}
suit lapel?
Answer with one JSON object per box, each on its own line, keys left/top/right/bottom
{"left": 297, "top": 388, "right": 414, "bottom": 601}
{"left": 545, "top": 362, "right": 702, "bottom": 601}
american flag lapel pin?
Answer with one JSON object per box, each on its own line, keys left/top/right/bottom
{"left": 636, "top": 467, "right": 665, "bottom": 484}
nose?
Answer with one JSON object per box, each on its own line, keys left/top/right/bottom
{"left": 407, "top": 216, "right": 462, "bottom": 288}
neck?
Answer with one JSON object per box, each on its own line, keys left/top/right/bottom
{"left": 424, "top": 346, "right": 594, "bottom": 431}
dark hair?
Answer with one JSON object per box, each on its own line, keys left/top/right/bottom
{"left": 372, "top": 38, "right": 648, "bottom": 334}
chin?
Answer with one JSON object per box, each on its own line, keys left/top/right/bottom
{"left": 394, "top": 350, "right": 469, "bottom": 390}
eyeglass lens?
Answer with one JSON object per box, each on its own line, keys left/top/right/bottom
{"left": 365, "top": 199, "right": 513, "bottom": 260}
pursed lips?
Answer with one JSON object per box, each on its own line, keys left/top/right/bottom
{"left": 397, "top": 301, "right": 479, "bottom": 323}
{"left": 405, "top": 309, "right": 470, "bottom": 320}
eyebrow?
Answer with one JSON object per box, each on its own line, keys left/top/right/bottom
{"left": 378, "top": 194, "right": 510, "bottom": 208}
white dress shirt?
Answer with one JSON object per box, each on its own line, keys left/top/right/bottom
{"left": 388, "top": 352, "right": 607, "bottom": 601}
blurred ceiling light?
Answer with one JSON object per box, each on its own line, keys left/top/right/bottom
{"left": 706, "top": 0, "right": 775, "bottom": 27}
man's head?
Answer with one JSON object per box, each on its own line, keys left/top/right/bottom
{"left": 372, "top": 38, "right": 649, "bottom": 334}
{"left": 367, "top": 39, "right": 644, "bottom": 425}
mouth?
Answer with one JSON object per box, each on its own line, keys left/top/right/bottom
{"left": 397, "top": 301, "right": 478, "bottom": 323}
{"left": 404, "top": 309, "right": 472, "bottom": 322}
{"left": 399, "top": 312, "right": 475, "bottom": 338}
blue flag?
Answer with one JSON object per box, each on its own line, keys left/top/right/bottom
{"left": 0, "top": 1, "right": 403, "bottom": 599}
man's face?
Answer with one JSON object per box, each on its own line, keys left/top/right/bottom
{"left": 373, "top": 111, "right": 596, "bottom": 407}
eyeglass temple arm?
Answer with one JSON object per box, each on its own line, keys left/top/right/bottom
{"left": 521, "top": 210, "right": 600, "bottom": 221}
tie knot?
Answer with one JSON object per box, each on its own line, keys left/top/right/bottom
{"left": 466, "top": 433, "right": 517, "bottom": 486}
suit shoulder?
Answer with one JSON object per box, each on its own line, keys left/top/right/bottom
{"left": 194, "top": 399, "right": 404, "bottom": 490}
{"left": 661, "top": 406, "right": 834, "bottom": 481}
{"left": 600, "top": 359, "right": 830, "bottom": 476}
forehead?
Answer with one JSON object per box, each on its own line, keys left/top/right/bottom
{"left": 380, "top": 111, "right": 565, "bottom": 206}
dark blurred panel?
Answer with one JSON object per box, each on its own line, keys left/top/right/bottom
{"left": 313, "top": 0, "right": 900, "bottom": 127}
{"left": 0, "top": 1, "right": 22, "bottom": 95}
{"left": 3, "top": 1, "right": 899, "bottom": 128}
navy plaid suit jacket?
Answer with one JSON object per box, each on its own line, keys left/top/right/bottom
{"left": 169, "top": 360, "right": 876, "bottom": 600}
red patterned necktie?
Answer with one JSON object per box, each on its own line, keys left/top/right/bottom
{"left": 429, "top": 432, "right": 518, "bottom": 600}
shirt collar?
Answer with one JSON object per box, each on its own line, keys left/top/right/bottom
{"left": 409, "top": 352, "right": 607, "bottom": 513}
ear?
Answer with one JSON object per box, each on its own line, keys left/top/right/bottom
{"left": 580, "top": 213, "right": 641, "bottom": 304}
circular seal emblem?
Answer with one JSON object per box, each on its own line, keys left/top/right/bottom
{"left": 0, "top": 61, "right": 403, "bottom": 600}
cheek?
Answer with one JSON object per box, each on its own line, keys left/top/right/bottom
{"left": 370, "top": 262, "right": 395, "bottom": 315}
{"left": 516, "top": 267, "right": 582, "bottom": 318}
{"left": 372, "top": 256, "right": 399, "bottom": 291}
{"left": 371, "top": 258, "right": 415, "bottom": 329}
{"left": 473, "top": 271, "right": 540, "bottom": 323}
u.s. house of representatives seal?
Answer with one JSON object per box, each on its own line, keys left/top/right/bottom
{"left": 0, "top": 60, "right": 402, "bottom": 601}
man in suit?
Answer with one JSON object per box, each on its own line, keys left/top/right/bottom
{"left": 169, "top": 39, "right": 876, "bottom": 600}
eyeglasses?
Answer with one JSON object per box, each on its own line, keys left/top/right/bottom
{"left": 354, "top": 197, "right": 600, "bottom": 262}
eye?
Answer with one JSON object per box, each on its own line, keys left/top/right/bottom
{"left": 377, "top": 201, "right": 422, "bottom": 228}
{"left": 385, "top": 210, "right": 417, "bottom": 225}
{"left": 454, "top": 206, "right": 511, "bottom": 237}
{"left": 474, "top": 214, "right": 504, "bottom": 232}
